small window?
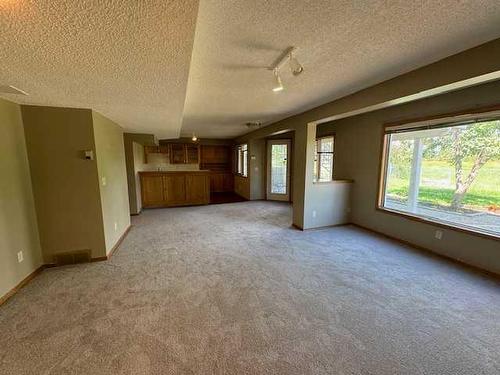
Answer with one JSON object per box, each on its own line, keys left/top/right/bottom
{"left": 236, "top": 144, "right": 248, "bottom": 177}
{"left": 314, "top": 136, "right": 334, "bottom": 182}
{"left": 379, "top": 113, "right": 500, "bottom": 238}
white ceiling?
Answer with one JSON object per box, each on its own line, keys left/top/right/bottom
{"left": 0, "top": 0, "right": 199, "bottom": 139}
{"left": 1, "top": 1, "right": 500, "bottom": 139}
{"left": 181, "top": 0, "right": 500, "bottom": 138}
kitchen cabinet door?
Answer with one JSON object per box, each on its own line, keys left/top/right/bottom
{"left": 170, "top": 144, "right": 186, "bottom": 164}
{"left": 186, "top": 175, "right": 209, "bottom": 204}
{"left": 141, "top": 175, "right": 165, "bottom": 207}
{"left": 164, "top": 175, "right": 186, "bottom": 205}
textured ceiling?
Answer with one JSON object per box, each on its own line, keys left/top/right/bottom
{"left": 1, "top": 1, "right": 500, "bottom": 139}
{"left": 0, "top": 0, "right": 199, "bottom": 138}
{"left": 181, "top": 0, "right": 500, "bottom": 138}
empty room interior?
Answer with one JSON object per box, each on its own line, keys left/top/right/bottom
{"left": 1, "top": 1, "right": 500, "bottom": 374}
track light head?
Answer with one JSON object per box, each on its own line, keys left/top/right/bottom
{"left": 289, "top": 54, "right": 304, "bottom": 76}
{"left": 272, "top": 69, "right": 284, "bottom": 92}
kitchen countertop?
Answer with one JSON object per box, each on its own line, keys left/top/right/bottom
{"left": 139, "top": 170, "right": 211, "bottom": 175}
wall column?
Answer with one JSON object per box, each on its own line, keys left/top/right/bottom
{"left": 292, "top": 122, "right": 317, "bottom": 229}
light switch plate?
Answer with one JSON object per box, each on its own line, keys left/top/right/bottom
{"left": 102, "top": 177, "right": 107, "bottom": 186}
{"left": 17, "top": 251, "right": 23, "bottom": 263}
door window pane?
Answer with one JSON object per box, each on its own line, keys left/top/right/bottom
{"left": 271, "top": 144, "right": 288, "bottom": 194}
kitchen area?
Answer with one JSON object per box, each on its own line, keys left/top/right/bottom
{"left": 128, "top": 138, "right": 240, "bottom": 212}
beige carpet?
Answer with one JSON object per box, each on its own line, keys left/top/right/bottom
{"left": 1, "top": 201, "right": 499, "bottom": 374}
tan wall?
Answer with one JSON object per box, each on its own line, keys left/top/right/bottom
{"left": 22, "top": 106, "right": 106, "bottom": 260}
{"left": 317, "top": 80, "right": 500, "bottom": 274}
{"left": 234, "top": 175, "right": 250, "bottom": 199}
{"left": 0, "top": 99, "right": 43, "bottom": 299}
{"left": 123, "top": 133, "right": 157, "bottom": 215}
{"left": 249, "top": 139, "right": 266, "bottom": 200}
{"left": 132, "top": 142, "right": 145, "bottom": 213}
{"left": 304, "top": 181, "right": 352, "bottom": 228}
{"left": 92, "top": 111, "right": 131, "bottom": 254}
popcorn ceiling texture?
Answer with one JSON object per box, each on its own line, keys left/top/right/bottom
{"left": 0, "top": 202, "right": 499, "bottom": 374}
{"left": 1, "top": 1, "right": 500, "bottom": 139}
{"left": 0, "top": 0, "right": 200, "bottom": 138}
{"left": 181, "top": 0, "right": 500, "bottom": 138}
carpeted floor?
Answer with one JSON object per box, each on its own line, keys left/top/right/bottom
{"left": 1, "top": 201, "right": 499, "bottom": 374}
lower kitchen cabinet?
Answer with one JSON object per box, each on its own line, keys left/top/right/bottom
{"left": 140, "top": 171, "right": 210, "bottom": 208}
{"left": 210, "top": 172, "right": 234, "bottom": 193}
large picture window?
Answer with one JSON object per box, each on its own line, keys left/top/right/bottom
{"left": 236, "top": 144, "right": 248, "bottom": 177}
{"left": 379, "top": 111, "right": 500, "bottom": 238}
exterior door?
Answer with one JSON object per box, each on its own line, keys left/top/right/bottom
{"left": 267, "top": 140, "right": 291, "bottom": 201}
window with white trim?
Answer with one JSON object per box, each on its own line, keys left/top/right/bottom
{"left": 236, "top": 144, "right": 248, "bottom": 177}
{"left": 314, "top": 136, "right": 334, "bottom": 182}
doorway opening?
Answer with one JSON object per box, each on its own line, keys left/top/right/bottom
{"left": 267, "top": 139, "right": 291, "bottom": 201}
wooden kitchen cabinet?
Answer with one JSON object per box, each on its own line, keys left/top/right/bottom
{"left": 186, "top": 144, "right": 199, "bottom": 164}
{"left": 209, "top": 172, "right": 234, "bottom": 192}
{"left": 141, "top": 174, "right": 165, "bottom": 207}
{"left": 164, "top": 175, "right": 186, "bottom": 205}
{"left": 144, "top": 145, "right": 169, "bottom": 163}
{"left": 170, "top": 144, "right": 187, "bottom": 164}
{"left": 140, "top": 171, "right": 209, "bottom": 208}
{"left": 186, "top": 174, "right": 210, "bottom": 204}
{"left": 223, "top": 173, "right": 234, "bottom": 191}
{"left": 168, "top": 143, "right": 200, "bottom": 164}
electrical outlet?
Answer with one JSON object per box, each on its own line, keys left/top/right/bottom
{"left": 435, "top": 230, "right": 443, "bottom": 240}
{"left": 101, "top": 177, "right": 107, "bottom": 186}
{"left": 17, "top": 251, "right": 24, "bottom": 263}
{"left": 114, "top": 222, "right": 118, "bottom": 231}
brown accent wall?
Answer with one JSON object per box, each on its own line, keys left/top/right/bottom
{"left": 22, "top": 106, "right": 107, "bottom": 261}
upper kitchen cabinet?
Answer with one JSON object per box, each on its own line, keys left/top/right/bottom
{"left": 144, "top": 145, "right": 169, "bottom": 163}
{"left": 186, "top": 144, "right": 200, "bottom": 164}
{"left": 200, "top": 145, "right": 232, "bottom": 170}
{"left": 169, "top": 143, "right": 200, "bottom": 164}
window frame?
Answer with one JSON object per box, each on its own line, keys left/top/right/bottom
{"left": 314, "top": 134, "right": 335, "bottom": 183}
{"left": 235, "top": 143, "right": 248, "bottom": 178}
{"left": 376, "top": 104, "right": 500, "bottom": 241}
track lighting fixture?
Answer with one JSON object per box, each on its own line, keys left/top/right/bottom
{"left": 289, "top": 54, "right": 304, "bottom": 76}
{"left": 268, "top": 46, "right": 304, "bottom": 92}
{"left": 272, "top": 69, "right": 284, "bottom": 92}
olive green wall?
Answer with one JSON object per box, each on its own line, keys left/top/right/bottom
{"left": 92, "top": 111, "right": 131, "bottom": 254}
{"left": 22, "top": 106, "right": 107, "bottom": 261}
{"left": 0, "top": 99, "right": 43, "bottom": 299}
{"left": 317, "top": 80, "right": 500, "bottom": 274}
